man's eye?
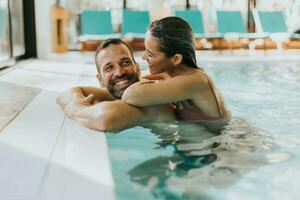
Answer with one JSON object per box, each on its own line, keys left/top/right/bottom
{"left": 104, "top": 66, "right": 113, "bottom": 71}
{"left": 121, "top": 60, "right": 130, "bottom": 66}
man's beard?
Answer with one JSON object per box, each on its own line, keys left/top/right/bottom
{"left": 107, "top": 73, "right": 139, "bottom": 99}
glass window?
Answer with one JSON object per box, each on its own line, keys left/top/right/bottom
{"left": 10, "top": 0, "right": 25, "bottom": 57}
{"left": 0, "top": 0, "right": 10, "bottom": 61}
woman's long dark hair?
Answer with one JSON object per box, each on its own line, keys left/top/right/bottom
{"left": 148, "top": 16, "right": 198, "bottom": 69}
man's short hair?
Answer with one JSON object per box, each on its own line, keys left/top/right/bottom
{"left": 95, "top": 38, "right": 136, "bottom": 74}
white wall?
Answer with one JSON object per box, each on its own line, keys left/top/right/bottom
{"left": 34, "top": 0, "right": 55, "bottom": 59}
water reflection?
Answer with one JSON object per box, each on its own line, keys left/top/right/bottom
{"left": 128, "top": 117, "right": 291, "bottom": 199}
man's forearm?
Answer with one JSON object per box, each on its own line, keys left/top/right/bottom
{"left": 64, "top": 102, "right": 107, "bottom": 131}
{"left": 64, "top": 101, "right": 151, "bottom": 132}
{"left": 78, "top": 86, "right": 115, "bottom": 102}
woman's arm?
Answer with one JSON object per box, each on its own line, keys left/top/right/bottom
{"left": 122, "top": 73, "right": 207, "bottom": 107}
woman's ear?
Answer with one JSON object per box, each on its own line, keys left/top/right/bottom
{"left": 171, "top": 54, "right": 183, "bottom": 66}
{"left": 135, "top": 63, "right": 141, "bottom": 78}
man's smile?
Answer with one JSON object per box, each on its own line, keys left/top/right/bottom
{"left": 115, "top": 80, "right": 129, "bottom": 86}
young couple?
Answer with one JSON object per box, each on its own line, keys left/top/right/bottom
{"left": 56, "top": 17, "right": 231, "bottom": 132}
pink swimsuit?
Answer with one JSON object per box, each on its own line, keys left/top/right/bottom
{"left": 176, "top": 107, "right": 226, "bottom": 121}
{"left": 175, "top": 76, "right": 229, "bottom": 122}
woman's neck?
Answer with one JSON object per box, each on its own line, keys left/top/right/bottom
{"left": 169, "top": 64, "right": 197, "bottom": 77}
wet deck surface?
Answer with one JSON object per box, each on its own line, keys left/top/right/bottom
{"left": 0, "top": 82, "right": 40, "bottom": 131}
{"left": 0, "top": 60, "right": 115, "bottom": 200}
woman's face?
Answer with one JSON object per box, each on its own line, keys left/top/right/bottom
{"left": 142, "top": 31, "right": 173, "bottom": 74}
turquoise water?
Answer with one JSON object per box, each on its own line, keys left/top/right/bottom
{"left": 107, "top": 60, "right": 300, "bottom": 200}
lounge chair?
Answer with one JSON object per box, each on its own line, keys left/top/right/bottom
{"left": 253, "top": 10, "right": 287, "bottom": 33}
{"left": 174, "top": 10, "right": 212, "bottom": 49}
{"left": 252, "top": 10, "right": 300, "bottom": 49}
{"left": 79, "top": 10, "right": 121, "bottom": 51}
{"left": 121, "top": 9, "right": 150, "bottom": 50}
{"left": 174, "top": 10, "right": 205, "bottom": 38}
{"left": 216, "top": 10, "right": 267, "bottom": 50}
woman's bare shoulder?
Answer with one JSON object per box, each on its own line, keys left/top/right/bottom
{"left": 174, "top": 69, "right": 209, "bottom": 86}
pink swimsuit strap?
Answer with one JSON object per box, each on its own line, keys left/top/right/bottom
{"left": 176, "top": 107, "right": 226, "bottom": 121}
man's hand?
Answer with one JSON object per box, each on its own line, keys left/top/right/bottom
{"left": 64, "top": 94, "right": 95, "bottom": 119}
{"left": 56, "top": 87, "right": 86, "bottom": 111}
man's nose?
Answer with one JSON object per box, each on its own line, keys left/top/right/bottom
{"left": 114, "top": 66, "right": 126, "bottom": 77}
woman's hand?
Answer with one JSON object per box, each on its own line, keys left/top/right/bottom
{"left": 143, "top": 72, "right": 172, "bottom": 81}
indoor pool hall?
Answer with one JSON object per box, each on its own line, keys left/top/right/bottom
{"left": 1, "top": 0, "right": 300, "bottom": 200}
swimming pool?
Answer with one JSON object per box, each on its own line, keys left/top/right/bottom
{"left": 107, "top": 60, "right": 300, "bottom": 200}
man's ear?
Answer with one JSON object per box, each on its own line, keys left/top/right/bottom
{"left": 96, "top": 74, "right": 101, "bottom": 81}
{"left": 171, "top": 54, "right": 183, "bottom": 66}
{"left": 96, "top": 74, "right": 105, "bottom": 87}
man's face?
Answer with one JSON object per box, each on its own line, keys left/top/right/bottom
{"left": 96, "top": 43, "right": 140, "bottom": 99}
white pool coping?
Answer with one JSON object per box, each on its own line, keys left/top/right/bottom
{"left": 0, "top": 60, "right": 115, "bottom": 200}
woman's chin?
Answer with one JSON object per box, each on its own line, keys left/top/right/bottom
{"left": 149, "top": 68, "right": 158, "bottom": 74}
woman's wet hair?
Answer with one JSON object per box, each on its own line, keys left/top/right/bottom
{"left": 148, "top": 16, "right": 198, "bottom": 68}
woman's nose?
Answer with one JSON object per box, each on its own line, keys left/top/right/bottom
{"left": 142, "top": 51, "right": 147, "bottom": 61}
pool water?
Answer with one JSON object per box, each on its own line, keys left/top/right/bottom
{"left": 107, "top": 60, "right": 300, "bottom": 200}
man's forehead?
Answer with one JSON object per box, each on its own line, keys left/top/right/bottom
{"left": 97, "top": 44, "right": 133, "bottom": 66}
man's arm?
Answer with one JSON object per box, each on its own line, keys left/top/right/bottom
{"left": 79, "top": 86, "right": 115, "bottom": 102}
{"left": 63, "top": 96, "right": 175, "bottom": 132}
{"left": 56, "top": 86, "right": 115, "bottom": 110}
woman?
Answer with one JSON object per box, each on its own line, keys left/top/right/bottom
{"left": 122, "top": 16, "right": 231, "bottom": 128}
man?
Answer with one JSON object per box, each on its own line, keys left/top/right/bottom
{"left": 57, "top": 38, "right": 176, "bottom": 132}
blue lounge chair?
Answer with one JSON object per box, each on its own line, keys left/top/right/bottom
{"left": 215, "top": 10, "right": 268, "bottom": 49}
{"left": 174, "top": 10, "right": 205, "bottom": 38}
{"left": 174, "top": 10, "right": 216, "bottom": 49}
{"left": 217, "top": 11, "right": 247, "bottom": 34}
{"left": 79, "top": 10, "right": 120, "bottom": 42}
{"left": 254, "top": 10, "right": 287, "bottom": 33}
{"left": 252, "top": 10, "right": 300, "bottom": 49}
{"left": 253, "top": 10, "right": 300, "bottom": 38}
{"left": 121, "top": 9, "right": 150, "bottom": 39}
{"left": 216, "top": 10, "right": 268, "bottom": 39}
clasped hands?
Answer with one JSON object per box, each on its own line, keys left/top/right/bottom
{"left": 56, "top": 92, "right": 95, "bottom": 119}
